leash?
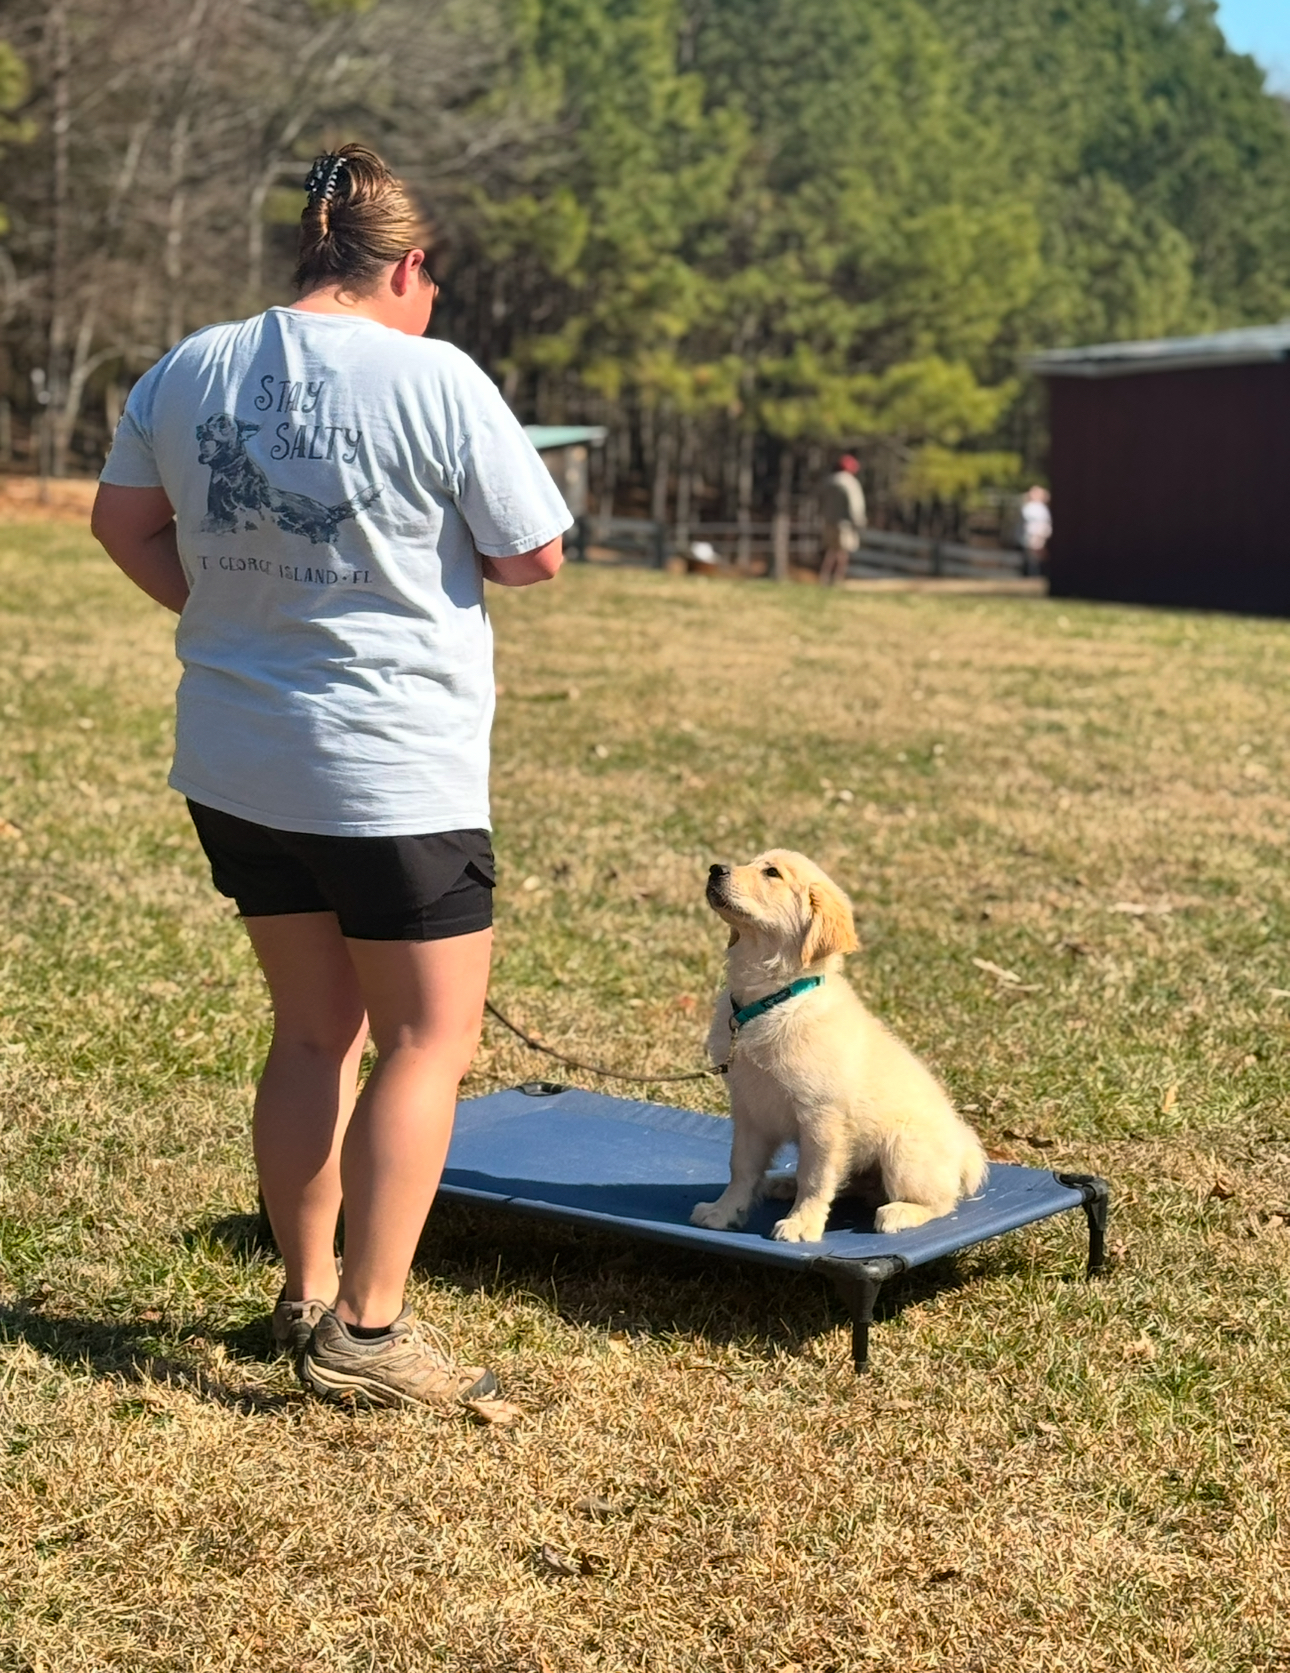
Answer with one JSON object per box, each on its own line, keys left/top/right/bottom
{"left": 484, "top": 998, "right": 726, "bottom": 1085}
{"left": 485, "top": 974, "right": 823, "bottom": 1086}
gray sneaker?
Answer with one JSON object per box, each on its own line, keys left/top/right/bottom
{"left": 271, "top": 1290, "right": 332, "bottom": 1364}
{"left": 300, "top": 1306, "right": 499, "bottom": 1410}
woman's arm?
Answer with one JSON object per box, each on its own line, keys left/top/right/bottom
{"left": 480, "top": 534, "right": 564, "bottom": 588}
{"left": 91, "top": 484, "right": 189, "bottom": 614}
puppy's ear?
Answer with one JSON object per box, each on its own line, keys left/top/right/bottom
{"left": 726, "top": 926, "right": 741, "bottom": 948}
{"left": 237, "top": 420, "right": 261, "bottom": 438}
{"left": 801, "top": 879, "right": 859, "bottom": 965}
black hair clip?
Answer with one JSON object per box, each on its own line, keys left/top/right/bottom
{"left": 304, "top": 153, "right": 347, "bottom": 203}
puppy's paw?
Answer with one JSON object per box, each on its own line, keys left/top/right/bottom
{"left": 771, "top": 1210, "right": 827, "bottom": 1243}
{"left": 690, "top": 1200, "right": 746, "bottom": 1230}
{"left": 874, "top": 1200, "right": 941, "bottom": 1233}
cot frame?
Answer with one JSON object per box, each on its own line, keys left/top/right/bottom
{"left": 437, "top": 1083, "right": 1111, "bottom": 1374}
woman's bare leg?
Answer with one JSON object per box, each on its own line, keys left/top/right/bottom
{"left": 243, "top": 912, "right": 368, "bottom": 1306}
{"left": 333, "top": 928, "right": 492, "bottom": 1330}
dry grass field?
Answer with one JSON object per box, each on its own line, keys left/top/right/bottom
{"left": 1, "top": 519, "right": 1288, "bottom": 1672}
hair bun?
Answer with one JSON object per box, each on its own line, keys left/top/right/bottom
{"left": 294, "top": 142, "right": 428, "bottom": 296}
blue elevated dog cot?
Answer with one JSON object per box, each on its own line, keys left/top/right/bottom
{"left": 441, "top": 1083, "right": 1109, "bottom": 1372}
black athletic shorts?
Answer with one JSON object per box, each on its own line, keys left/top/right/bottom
{"left": 186, "top": 801, "right": 495, "bottom": 941}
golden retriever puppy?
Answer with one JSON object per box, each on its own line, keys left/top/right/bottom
{"left": 691, "top": 849, "right": 987, "bottom": 1242}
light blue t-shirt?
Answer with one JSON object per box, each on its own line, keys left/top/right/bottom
{"left": 101, "top": 307, "right": 572, "bottom": 836}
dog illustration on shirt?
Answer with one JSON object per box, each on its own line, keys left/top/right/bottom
{"left": 196, "top": 413, "right": 381, "bottom": 546}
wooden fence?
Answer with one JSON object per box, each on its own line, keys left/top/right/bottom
{"left": 569, "top": 516, "right": 1034, "bottom": 580}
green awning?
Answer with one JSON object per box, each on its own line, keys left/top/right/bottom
{"left": 524, "top": 425, "right": 609, "bottom": 450}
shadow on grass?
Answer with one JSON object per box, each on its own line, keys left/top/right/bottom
{"left": 415, "top": 1197, "right": 980, "bottom": 1364}
{"left": 0, "top": 1298, "right": 296, "bottom": 1413}
{"left": 203, "top": 1207, "right": 278, "bottom": 1260}
{"left": 187, "top": 1199, "right": 1014, "bottom": 1369}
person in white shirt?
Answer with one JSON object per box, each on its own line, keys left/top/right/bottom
{"left": 1020, "top": 484, "right": 1053, "bottom": 575}
{"left": 92, "top": 144, "right": 571, "bottom": 1410}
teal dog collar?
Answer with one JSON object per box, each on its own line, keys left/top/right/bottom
{"left": 729, "top": 975, "right": 823, "bottom": 1033}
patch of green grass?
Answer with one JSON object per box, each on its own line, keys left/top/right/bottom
{"left": 2, "top": 522, "right": 1289, "bottom": 1671}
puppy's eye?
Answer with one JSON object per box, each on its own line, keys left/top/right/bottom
{"left": 762, "top": 866, "right": 781, "bottom": 879}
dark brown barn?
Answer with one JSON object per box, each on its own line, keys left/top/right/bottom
{"left": 1032, "top": 325, "right": 1290, "bottom": 614}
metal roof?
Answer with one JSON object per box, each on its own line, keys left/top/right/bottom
{"left": 1030, "top": 322, "right": 1290, "bottom": 379}
{"left": 524, "top": 424, "right": 609, "bottom": 449}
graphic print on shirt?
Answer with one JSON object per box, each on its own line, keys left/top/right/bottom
{"left": 196, "top": 413, "right": 382, "bottom": 547}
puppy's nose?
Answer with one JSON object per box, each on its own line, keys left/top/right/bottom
{"left": 709, "top": 863, "right": 731, "bottom": 879}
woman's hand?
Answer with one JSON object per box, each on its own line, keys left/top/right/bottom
{"left": 481, "top": 535, "right": 563, "bottom": 587}
{"left": 91, "top": 484, "right": 189, "bottom": 614}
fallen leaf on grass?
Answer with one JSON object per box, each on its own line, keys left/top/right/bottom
{"left": 972, "top": 957, "right": 1040, "bottom": 992}
{"left": 0, "top": 818, "right": 21, "bottom": 841}
{"left": 1206, "top": 1179, "right": 1237, "bottom": 1202}
{"left": 573, "top": 1495, "right": 618, "bottom": 1520}
{"left": 537, "top": 1544, "right": 605, "bottom": 1578}
{"left": 673, "top": 994, "right": 698, "bottom": 1013}
{"left": 1161, "top": 1085, "right": 1178, "bottom": 1114}
{"left": 464, "top": 1397, "right": 523, "bottom": 1426}
{"left": 1003, "top": 1128, "right": 1057, "bottom": 1150}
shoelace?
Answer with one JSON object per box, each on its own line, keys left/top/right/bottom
{"left": 384, "top": 1315, "right": 459, "bottom": 1371}
{"left": 407, "top": 1320, "right": 453, "bottom": 1363}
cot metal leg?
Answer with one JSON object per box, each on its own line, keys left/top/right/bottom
{"left": 1057, "top": 1174, "right": 1110, "bottom": 1276}
{"left": 816, "top": 1256, "right": 906, "bottom": 1374}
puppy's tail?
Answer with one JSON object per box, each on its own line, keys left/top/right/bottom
{"left": 960, "top": 1137, "right": 989, "bottom": 1199}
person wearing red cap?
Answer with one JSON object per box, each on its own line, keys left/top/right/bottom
{"left": 819, "top": 453, "right": 867, "bottom": 585}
